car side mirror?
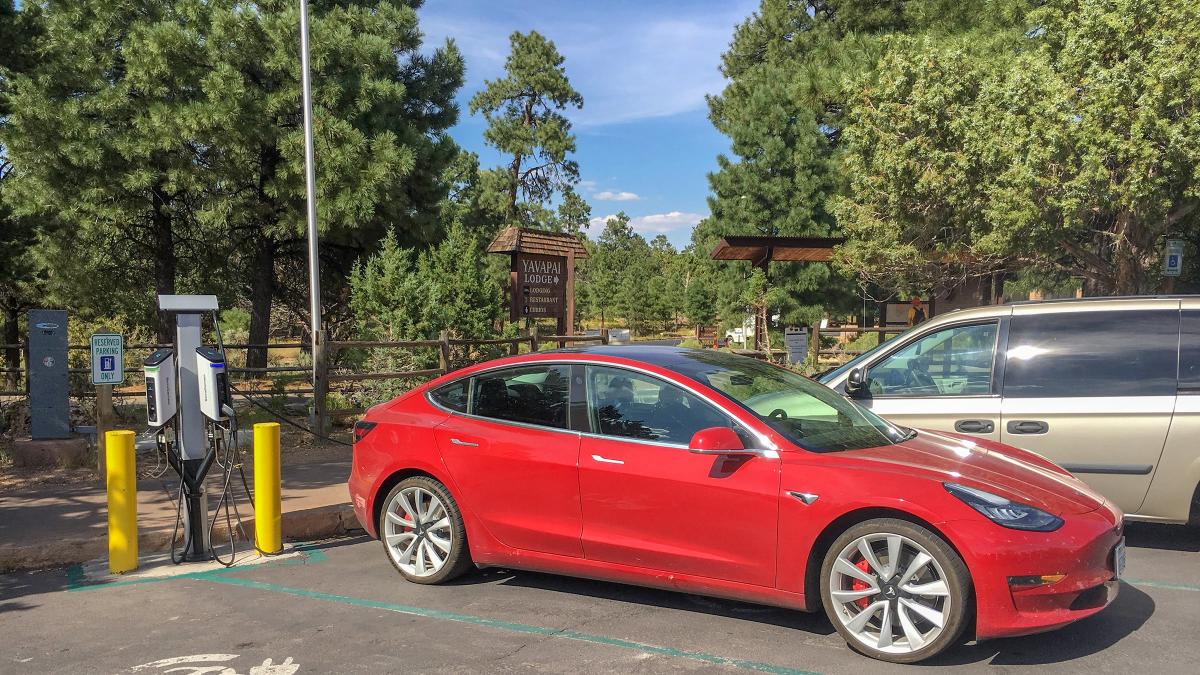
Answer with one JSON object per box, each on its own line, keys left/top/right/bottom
{"left": 688, "top": 426, "right": 755, "bottom": 456}
{"left": 845, "top": 367, "right": 868, "bottom": 398}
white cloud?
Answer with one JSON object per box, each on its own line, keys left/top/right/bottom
{"left": 588, "top": 211, "right": 705, "bottom": 236}
{"left": 593, "top": 190, "right": 641, "bottom": 201}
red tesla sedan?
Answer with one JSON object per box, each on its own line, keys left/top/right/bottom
{"left": 348, "top": 347, "right": 1124, "bottom": 663}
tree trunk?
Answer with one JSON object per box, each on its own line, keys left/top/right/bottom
{"left": 246, "top": 237, "right": 276, "bottom": 370}
{"left": 151, "top": 187, "right": 177, "bottom": 344}
{"left": 3, "top": 304, "right": 19, "bottom": 391}
{"left": 1111, "top": 253, "right": 1148, "bottom": 295}
{"left": 507, "top": 154, "right": 521, "bottom": 224}
{"left": 1109, "top": 211, "right": 1151, "bottom": 295}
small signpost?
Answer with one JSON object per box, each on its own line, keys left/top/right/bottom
{"left": 1163, "top": 239, "right": 1185, "bottom": 293}
{"left": 90, "top": 333, "right": 124, "bottom": 478}
{"left": 90, "top": 333, "right": 125, "bottom": 385}
{"left": 1164, "top": 239, "right": 1184, "bottom": 277}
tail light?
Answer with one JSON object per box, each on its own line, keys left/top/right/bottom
{"left": 353, "top": 421, "right": 377, "bottom": 444}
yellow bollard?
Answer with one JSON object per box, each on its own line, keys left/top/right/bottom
{"left": 106, "top": 430, "right": 138, "bottom": 574}
{"left": 254, "top": 422, "right": 282, "bottom": 554}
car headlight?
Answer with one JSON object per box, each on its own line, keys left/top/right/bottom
{"left": 944, "top": 483, "right": 1064, "bottom": 532}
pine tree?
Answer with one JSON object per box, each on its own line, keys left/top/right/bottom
{"left": 836, "top": 0, "right": 1200, "bottom": 295}
{"left": 704, "top": 0, "right": 1029, "bottom": 325}
{"left": 469, "top": 31, "right": 586, "bottom": 229}
{"left": 184, "top": 0, "right": 465, "bottom": 365}
{"left": 2, "top": 1, "right": 464, "bottom": 359}
{"left": 0, "top": 0, "right": 43, "bottom": 385}
{"left": 2, "top": 1, "right": 218, "bottom": 341}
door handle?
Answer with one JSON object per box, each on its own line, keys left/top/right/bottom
{"left": 450, "top": 438, "right": 479, "bottom": 447}
{"left": 954, "top": 419, "right": 994, "bottom": 434}
{"left": 1006, "top": 420, "right": 1049, "bottom": 435}
{"left": 591, "top": 454, "right": 625, "bottom": 465}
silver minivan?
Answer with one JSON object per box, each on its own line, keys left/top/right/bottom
{"left": 819, "top": 297, "right": 1200, "bottom": 524}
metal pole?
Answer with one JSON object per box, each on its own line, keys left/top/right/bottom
{"left": 299, "top": 0, "right": 323, "bottom": 383}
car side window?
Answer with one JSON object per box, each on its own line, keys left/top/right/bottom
{"left": 585, "top": 366, "right": 729, "bottom": 445}
{"left": 430, "top": 379, "right": 469, "bottom": 413}
{"left": 1178, "top": 310, "right": 1199, "bottom": 390}
{"left": 1003, "top": 310, "right": 1179, "bottom": 397}
{"left": 865, "top": 322, "right": 998, "bottom": 397}
{"left": 471, "top": 365, "right": 570, "bottom": 429}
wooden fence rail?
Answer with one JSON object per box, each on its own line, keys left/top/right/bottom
{"left": 314, "top": 326, "right": 609, "bottom": 430}
{"left": 2, "top": 327, "right": 612, "bottom": 438}
{"left": 812, "top": 324, "right": 908, "bottom": 359}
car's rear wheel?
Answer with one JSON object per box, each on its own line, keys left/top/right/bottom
{"left": 820, "top": 518, "right": 971, "bottom": 664}
{"left": 381, "top": 477, "right": 472, "bottom": 584}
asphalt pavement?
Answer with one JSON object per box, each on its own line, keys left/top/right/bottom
{"left": 2, "top": 522, "right": 1199, "bottom": 674}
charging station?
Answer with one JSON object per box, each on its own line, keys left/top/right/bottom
{"left": 148, "top": 295, "right": 251, "bottom": 564}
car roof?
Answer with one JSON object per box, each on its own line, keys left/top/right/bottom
{"left": 546, "top": 344, "right": 751, "bottom": 370}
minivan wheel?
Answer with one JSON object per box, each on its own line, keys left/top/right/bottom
{"left": 380, "top": 477, "right": 472, "bottom": 584}
{"left": 820, "top": 518, "right": 971, "bottom": 664}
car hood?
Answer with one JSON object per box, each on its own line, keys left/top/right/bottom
{"left": 841, "top": 430, "right": 1105, "bottom": 516}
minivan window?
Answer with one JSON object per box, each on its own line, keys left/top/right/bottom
{"left": 472, "top": 365, "right": 571, "bottom": 429}
{"left": 1003, "top": 310, "right": 1179, "bottom": 398}
{"left": 865, "top": 322, "right": 998, "bottom": 397}
{"left": 1181, "top": 311, "right": 1200, "bottom": 390}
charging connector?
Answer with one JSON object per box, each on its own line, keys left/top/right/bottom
{"left": 196, "top": 346, "right": 230, "bottom": 422}
{"left": 143, "top": 349, "right": 177, "bottom": 427}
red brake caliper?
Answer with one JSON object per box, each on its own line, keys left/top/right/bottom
{"left": 852, "top": 558, "right": 873, "bottom": 609}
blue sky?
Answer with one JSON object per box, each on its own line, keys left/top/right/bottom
{"left": 418, "top": 0, "right": 759, "bottom": 248}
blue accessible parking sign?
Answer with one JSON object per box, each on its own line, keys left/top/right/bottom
{"left": 90, "top": 333, "right": 125, "bottom": 385}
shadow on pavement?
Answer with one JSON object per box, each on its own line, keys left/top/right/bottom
{"left": 452, "top": 568, "right": 1153, "bottom": 666}
{"left": 450, "top": 567, "right": 835, "bottom": 635}
{"left": 1124, "top": 522, "right": 1200, "bottom": 553}
{"left": 0, "top": 566, "right": 69, "bottom": 611}
{"left": 928, "top": 582, "right": 1155, "bottom": 666}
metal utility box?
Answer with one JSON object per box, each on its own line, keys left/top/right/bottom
{"left": 27, "top": 310, "right": 70, "bottom": 439}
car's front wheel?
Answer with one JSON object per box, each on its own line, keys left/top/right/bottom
{"left": 820, "top": 518, "right": 971, "bottom": 664}
{"left": 380, "top": 476, "right": 472, "bottom": 584}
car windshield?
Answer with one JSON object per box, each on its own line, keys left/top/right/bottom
{"left": 669, "top": 351, "right": 909, "bottom": 452}
{"left": 817, "top": 328, "right": 914, "bottom": 384}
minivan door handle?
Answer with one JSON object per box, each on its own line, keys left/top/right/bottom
{"left": 954, "top": 419, "right": 994, "bottom": 434}
{"left": 1007, "top": 420, "right": 1049, "bottom": 435}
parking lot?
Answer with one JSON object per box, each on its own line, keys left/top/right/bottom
{"left": 1, "top": 522, "right": 1198, "bottom": 674}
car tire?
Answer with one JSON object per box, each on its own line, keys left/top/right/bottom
{"left": 380, "top": 476, "right": 473, "bottom": 585}
{"left": 820, "top": 518, "right": 971, "bottom": 664}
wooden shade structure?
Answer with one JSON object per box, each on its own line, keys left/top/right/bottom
{"left": 709, "top": 236, "right": 845, "bottom": 268}
{"left": 710, "top": 236, "right": 845, "bottom": 351}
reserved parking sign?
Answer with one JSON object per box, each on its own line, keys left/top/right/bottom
{"left": 1163, "top": 239, "right": 1184, "bottom": 277}
{"left": 90, "top": 333, "right": 125, "bottom": 385}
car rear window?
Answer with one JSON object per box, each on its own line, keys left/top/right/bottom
{"left": 471, "top": 365, "right": 571, "bottom": 429}
{"left": 430, "top": 379, "right": 469, "bottom": 412}
{"left": 1003, "top": 310, "right": 1180, "bottom": 397}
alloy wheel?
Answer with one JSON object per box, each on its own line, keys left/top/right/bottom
{"left": 827, "top": 532, "right": 952, "bottom": 655}
{"left": 383, "top": 486, "right": 454, "bottom": 578}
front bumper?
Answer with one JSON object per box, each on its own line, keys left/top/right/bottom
{"left": 944, "top": 501, "right": 1124, "bottom": 640}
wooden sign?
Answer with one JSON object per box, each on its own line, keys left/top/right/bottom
{"left": 488, "top": 227, "right": 587, "bottom": 334}
{"left": 512, "top": 253, "right": 567, "bottom": 321}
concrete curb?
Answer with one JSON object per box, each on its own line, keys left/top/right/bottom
{"left": 0, "top": 503, "right": 361, "bottom": 574}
